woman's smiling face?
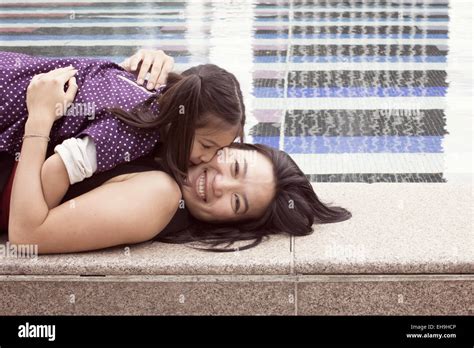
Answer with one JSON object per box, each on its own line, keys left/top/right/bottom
{"left": 182, "top": 147, "right": 275, "bottom": 222}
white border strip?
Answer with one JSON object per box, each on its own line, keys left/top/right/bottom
{"left": 0, "top": 8, "right": 450, "bottom": 14}
{"left": 252, "top": 62, "right": 447, "bottom": 71}
{"left": 288, "top": 153, "right": 445, "bottom": 174}
{"left": 0, "top": 38, "right": 450, "bottom": 46}
{"left": 171, "top": 61, "right": 449, "bottom": 72}
{"left": 0, "top": 21, "right": 449, "bottom": 28}
{"left": 253, "top": 97, "right": 447, "bottom": 110}
{"left": 0, "top": 0, "right": 448, "bottom": 3}
{"left": 0, "top": 9, "right": 187, "bottom": 14}
{"left": 0, "top": 0, "right": 192, "bottom": 2}
{"left": 253, "top": 7, "right": 449, "bottom": 13}
{"left": 253, "top": 22, "right": 448, "bottom": 27}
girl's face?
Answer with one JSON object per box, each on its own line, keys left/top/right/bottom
{"left": 182, "top": 147, "right": 275, "bottom": 222}
{"left": 190, "top": 125, "right": 240, "bottom": 166}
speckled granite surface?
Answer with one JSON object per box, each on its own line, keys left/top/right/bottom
{"left": 294, "top": 182, "right": 474, "bottom": 274}
{"left": 0, "top": 183, "right": 472, "bottom": 275}
{"left": 297, "top": 275, "right": 474, "bottom": 315}
{"left": 0, "top": 275, "right": 472, "bottom": 315}
{"left": 0, "top": 234, "right": 292, "bottom": 275}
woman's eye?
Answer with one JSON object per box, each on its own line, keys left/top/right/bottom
{"left": 234, "top": 193, "right": 240, "bottom": 213}
{"left": 234, "top": 160, "right": 240, "bottom": 176}
{"left": 202, "top": 143, "right": 212, "bottom": 149}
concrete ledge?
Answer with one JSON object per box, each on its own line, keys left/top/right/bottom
{"left": 295, "top": 182, "right": 474, "bottom": 274}
{"left": 0, "top": 275, "right": 472, "bottom": 315}
{"left": 0, "top": 234, "right": 292, "bottom": 275}
{"left": 0, "top": 183, "right": 472, "bottom": 276}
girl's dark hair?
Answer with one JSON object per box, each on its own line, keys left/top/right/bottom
{"left": 107, "top": 64, "right": 245, "bottom": 185}
{"left": 156, "top": 143, "right": 352, "bottom": 252}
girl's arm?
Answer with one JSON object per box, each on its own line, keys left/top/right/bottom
{"left": 42, "top": 135, "right": 98, "bottom": 209}
{"left": 41, "top": 153, "right": 70, "bottom": 209}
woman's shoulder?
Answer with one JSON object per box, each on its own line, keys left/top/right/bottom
{"left": 128, "top": 170, "right": 181, "bottom": 202}
{"left": 113, "top": 170, "right": 182, "bottom": 240}
{"left": 130, "top": 171, "right": 182, "bottom": 239}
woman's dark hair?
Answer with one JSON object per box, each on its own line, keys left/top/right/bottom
{"left": 156, "top": 143, "right": 352, "bottom": 252}
{"left": 107, "top": 64, "right": 245, "bottom": 185}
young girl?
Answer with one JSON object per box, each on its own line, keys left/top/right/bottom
{"left": 0, "top": 50, "right": 245, "bottom": 207}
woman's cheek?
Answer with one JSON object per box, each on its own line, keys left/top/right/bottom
{"left": 206, "top": 202, "right": 232, "bottom": 221}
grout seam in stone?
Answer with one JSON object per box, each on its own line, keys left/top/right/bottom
{"left": 287, "top": 5, "right": 296, "bottom": 283}
{"left": 1, "top": 274, "right": 472, "bottom": 282}
{"left": 279, "top": 1, "right": 291, "bottom": 151}
{"left": 294, "top": 279, "right": 298, "bottom": 316}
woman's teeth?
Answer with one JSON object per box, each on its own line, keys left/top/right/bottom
{"left": 198, "top": 170, "right": 207, "bottom": 202}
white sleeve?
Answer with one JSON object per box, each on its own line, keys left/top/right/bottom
{"left": 54, "top": 136, "right": 98, "bottom": 185}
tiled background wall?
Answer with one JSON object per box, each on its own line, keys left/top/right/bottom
{"left": 1, "top": 0, "right": 468, "bottom": 184}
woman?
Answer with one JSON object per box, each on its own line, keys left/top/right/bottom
{"left": 7, "top": 67, "right": 351, "bottom": 254}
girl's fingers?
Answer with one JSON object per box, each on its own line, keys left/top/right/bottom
{"left": 147, "top": 56, "right": 165, "bottom": 89}
{"left": 136, "top": 55, "right": 153, "bottom": 85}
{"left": 130, "top": 51, "right": 144, "bottom": 71}
{"left": 118, "top": 58, "right": 130, "bottom": 70}
{"left": 156, "top": 56, "right": 174, "bottom": 86}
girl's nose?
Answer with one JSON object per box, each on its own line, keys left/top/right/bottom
{"left": 200, "top": 152, "right": 213, "bottom": 163}
{"left": 190, "top": 156, "right": 203, "bottom": 166}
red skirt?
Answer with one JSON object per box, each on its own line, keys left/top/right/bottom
{"left": 0, "top": 161, "right": 18, "bottom": 233}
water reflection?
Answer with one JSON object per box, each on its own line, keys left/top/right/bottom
{"left": 0, "top": 0, "right": 457, "bottom": 182}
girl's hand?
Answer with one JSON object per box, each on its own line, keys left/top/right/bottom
{"left": 119, "top": 49, "right": 174, "bottom": 90}
{"left": 26, "top": 66, "right": 78, "bottom": 124}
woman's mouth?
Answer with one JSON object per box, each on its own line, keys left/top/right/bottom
{"left": 195, "top": 169, "right": 207, "bottom": 202}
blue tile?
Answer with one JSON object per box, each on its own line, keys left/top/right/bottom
{"left": 283, "top": 136, "right": 444, "bottom": 153}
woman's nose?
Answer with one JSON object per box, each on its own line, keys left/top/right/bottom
{"left": 213, "top": 174, "right": 239, "bottom": 197}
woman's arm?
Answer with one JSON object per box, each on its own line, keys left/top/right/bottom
{"left": 13, "top": 170, "right": 181, "bottom": 254}
{"left": 12, "top": 112, "right": 181, "bottom": 253}
{"left": 10, "top": 117, "right": 53, "bottom": 232}
{"left": 9, "top": 66, "right": 79, "bottom": 235}
{"left": 9, "top": 67, "right": 182, "bottom": 253}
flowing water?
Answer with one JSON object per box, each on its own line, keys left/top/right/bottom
{"left": 1, "top": 0, "right": 472, "bottom": 183}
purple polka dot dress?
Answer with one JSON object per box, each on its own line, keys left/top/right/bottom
{"left": 0, "top": 51, "right": 164, "bottom": 173}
